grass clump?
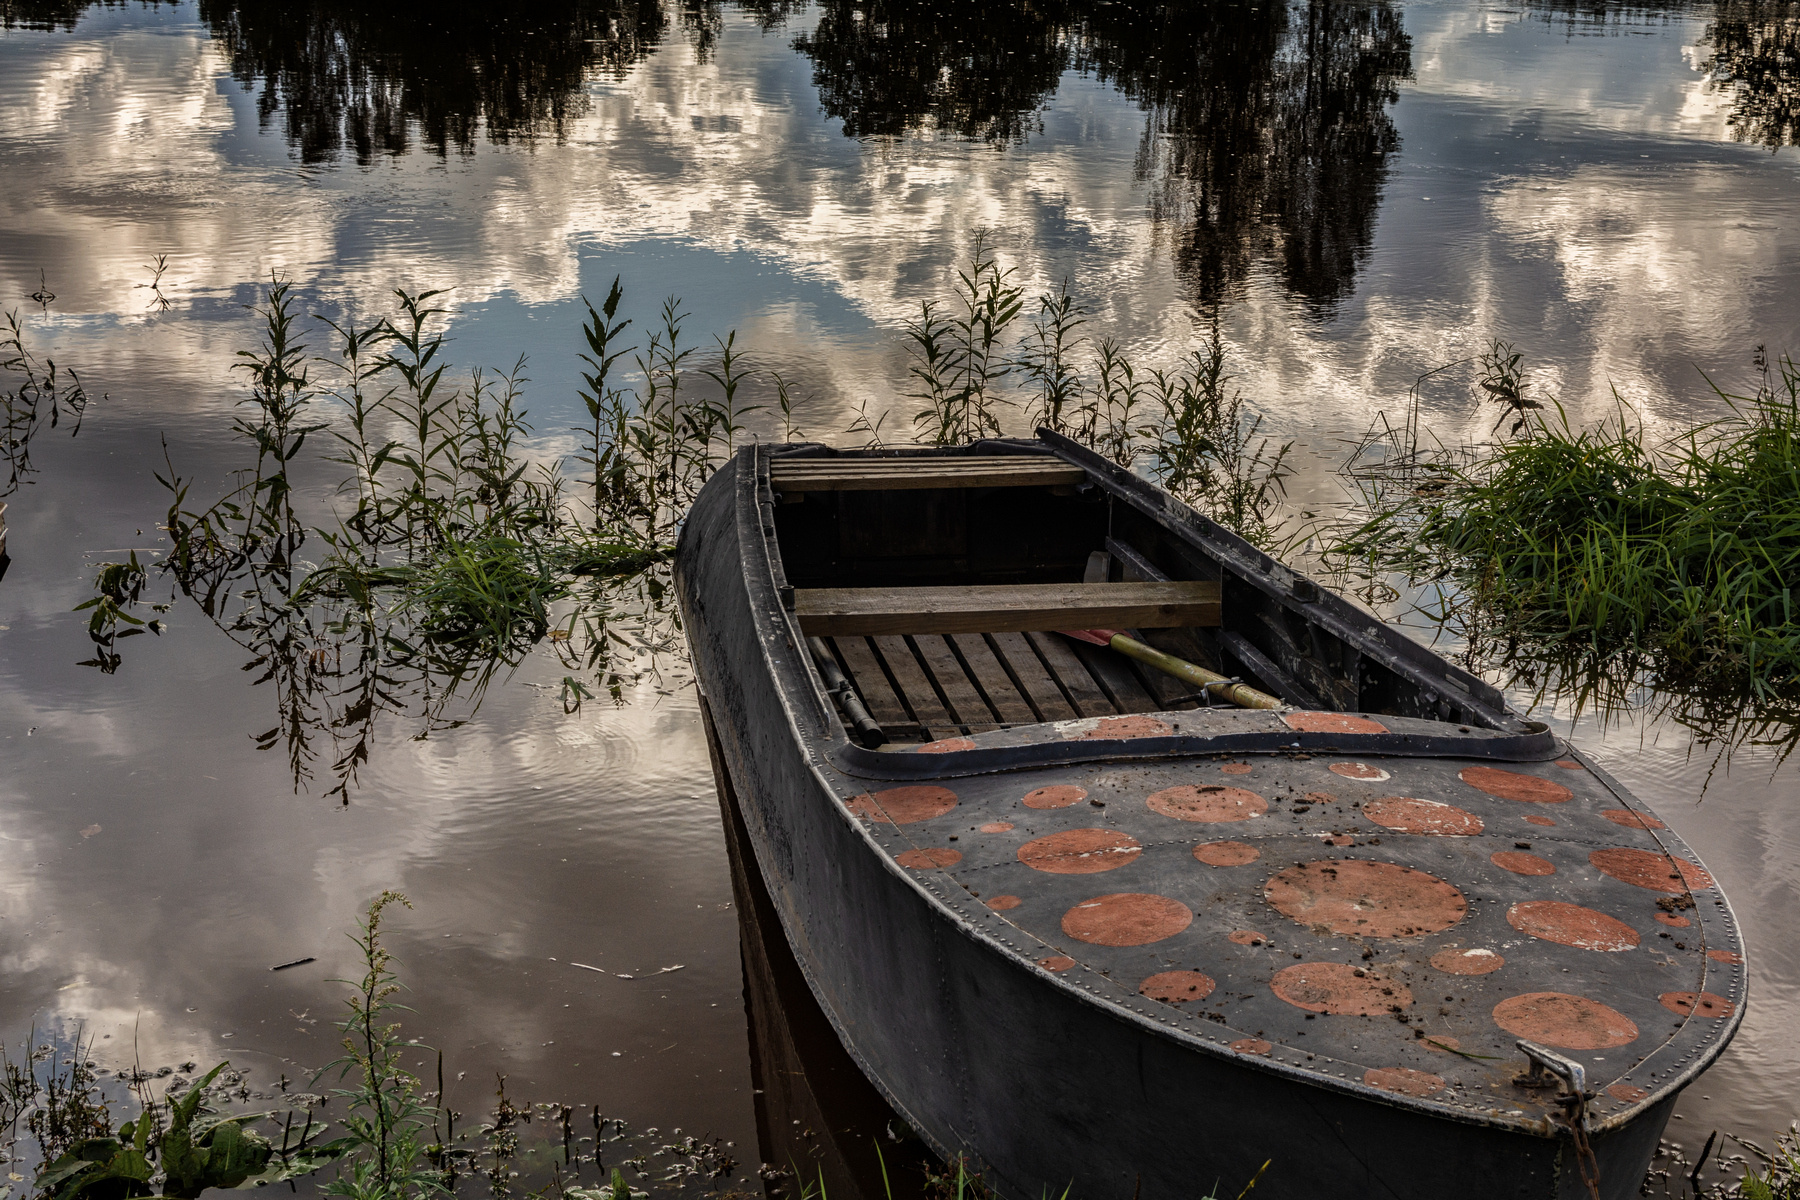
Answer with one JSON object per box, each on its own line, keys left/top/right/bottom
{"left": 1326, "top": 344, "right": 1800, "bottom": 739}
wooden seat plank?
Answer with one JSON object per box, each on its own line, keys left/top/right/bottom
{"left": 949, "top": 634, "right": 1038, "bottom": 724}
{"left": 1068, "top": 637, "right": 1161, "bottom": 714}
{"left": 772, "top": 457, "right": 1085, "bottom": 492}
{"left": 830, "top": 636, "right": 911, "bottom": 728}
{"left": 988, "top": 632, "right": 1079, "bottom": 721}
{"left": 792, "top": 581, "right": 1221, "bottom": 637}
{"left": 870, "top": 635, "right": 958, "bottom": 740}
{"left": 1024, "top": 631, "right": 1118, "bottom": 717}
{"left": 912, "top": 635, "right": 998, "bottom": 727}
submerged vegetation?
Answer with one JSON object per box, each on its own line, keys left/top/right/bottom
{"left": 1322, "top": 342, "right": 1800, "bottom": 757}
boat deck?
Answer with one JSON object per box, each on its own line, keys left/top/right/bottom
{"left": 841, "top": 720, "right": 1744, "bottom": 1129}
{"left": 816, "top": 630, "right": 1195, "bottom": 743}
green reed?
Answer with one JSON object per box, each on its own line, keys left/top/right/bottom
{"left": 1324, "top": 345, "right": 1800, "bottom": 746}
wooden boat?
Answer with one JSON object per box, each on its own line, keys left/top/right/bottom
{"left": 675, "top": 435, "right": 1745, "bottom": 1200}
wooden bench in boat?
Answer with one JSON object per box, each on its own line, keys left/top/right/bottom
{"left": 792, "top": 581, "right": 1219, "bottom": 637}
{"left": 797, "top": 580, "right": 1223, "bottom": 742}
{"left": 770, "top": 455, "right": 1087, "bottom": 493}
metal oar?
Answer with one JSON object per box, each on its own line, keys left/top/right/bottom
{"left": 1059, "top": 628, "right": 1283, "bottom": 711}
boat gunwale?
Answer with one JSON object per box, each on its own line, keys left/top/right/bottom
{"left": 703, "top": 442, "right": 1747, "bottom": 1153}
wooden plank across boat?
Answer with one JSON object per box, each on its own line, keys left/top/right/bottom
{"left": 674, "top": 436, "right": 1745, "bottom": 1200}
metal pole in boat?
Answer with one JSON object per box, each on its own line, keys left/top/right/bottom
{"left": 807, "top": 637, "right": 888, "bottom": 748}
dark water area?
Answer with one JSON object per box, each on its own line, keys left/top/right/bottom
{"left": 1, "top": 0, "right": 1798, "bottom": 1194}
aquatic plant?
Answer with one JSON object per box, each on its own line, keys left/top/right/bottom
{"left": 0, "top": 309, "right": 92, "bottom": 500}
{"left": 1321, "top": 344, "right": 1800, "bottom": 757}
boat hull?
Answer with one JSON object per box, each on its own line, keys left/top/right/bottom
{"left": 676, "top": 452, "right": 1726, "bottom": 1200}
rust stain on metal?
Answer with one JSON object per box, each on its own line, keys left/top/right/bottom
{"left": 1271, "top": 962, "right": 1414, "bottom": 1015}
{"left": 1430, "top": 947, "right": 1505, "bottom": 975}
{"left": 1491, "top": 992, "right": 1639, "bottom": 1049}
{"left": 980, "top": 821, "right": 1015, "bottom": 833}
{"left": 1285, "top": 711, "right": 1389, "bottom": 735}
{"left": 1193, "top": 840, "right": 1261, "bottom": 866}
{"left": 1607, "top": 1084, "right": 1650, "bottom": 1103}
{"left": 1601, "top": 808, "right": 1667, "bottom": 830}
{"left": 1038, "top": 955, "right": 1077, "bottom": 971}
{"left": 1363, "top": 796, "right": 1484, "bottom": 836}
{"left": 1230, "top": 1038, "right": 1272, "bottom": 1056}
{"left": 1329, "top": 762, "right": 1390, "bottom": 781}
{"left": 1265, "top": 859, "right": 1467, "bottom": 937}
{"left": 1221, "top": 762, "right": 1254, "bottom": 775}
{"left": 1147, "top": 784, "right": 1268, "bottom": 823}
{"left": 1019, "top": 829, "right": 1144, "bottom": 875}
{"left": 1524, "top": 815, "right": 1557, "bottom": 827}
{"left": 917, "top": 737, "right": 976, "bottom": 754}
{"left": 1322, "top": 834, "right": 1354, "bottom": 847}
{"left": 1507, "top": 901, "right": 1639, "bottom": 952}
{"left": 1364, "top": 1067, "right": 1445, "bottom": 1097}
{"left": 1138, "top": 970, "right": 1217, "bottom": 1004}
{"left": 1458, "top": 766, "right": 1572, "bottom": 804}
{"left": 896, "top": 848, "right": 963, "bottom": 869}
{"left": 1062, "top": 893, "right": 1194, "bottom": 946}
{"left": 986, "top": 894, "right": 1022, "bottom": 911}
{"left": 1660, "top": 992, "right": 1735, "bottom": 1018}
{"left": 1023, "top": 784, "right": 1088, "bottom": 809}
{"left": 1081, "top": 715, "right": 1173, "bottom": 740}
{"left": 1590, "top": 847, "right": 1714, "bottom": 893}
{"left": 1491, "top": 851, "right": 1556, "bottom": 876}
{"left": 1708, "top": 949, "right": 1743, "bottom": 964}
{"left": 1228, "top": 930, "right": 1267, "bottom": 946}
{"left": 1654, "top": 913, "right": 1691, "bottom": 928}
{"left": 1554, "top": 759, "right": 1584, "bottom": 769}
{"left": 848, "top": 785, "right": 959, "bottom": 824}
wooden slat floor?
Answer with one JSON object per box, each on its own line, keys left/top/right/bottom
{"left": 819, "top": 629, "right": 1211, "bottom": 743}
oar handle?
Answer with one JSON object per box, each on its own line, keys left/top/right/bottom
{"left": 1107, "top": 634, "right": 1283, "bottom": 711}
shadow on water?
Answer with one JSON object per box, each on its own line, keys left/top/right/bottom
{"left": 707, "top": 701, "right": 932, "bottom": 1200}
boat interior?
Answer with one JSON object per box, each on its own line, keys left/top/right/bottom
{"left": 763, "top": 443, "right": 1516, "bottom": 748}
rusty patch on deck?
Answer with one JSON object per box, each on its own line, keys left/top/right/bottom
{"left": 1590, "top": 847, "right": 1714, "bottom": 893}
{"left": 1018, "top": 829, "right": 1144, "bottom": 874}
{"left": 1608, "top": 1084, "right": 1650, "bottom": 1103}
{"left": 1458, "top": 766, "right": 1573, "bottom": 804}
{"left": 1654, "top": 913, "right": 1691, "bottom": 928}
{"left": 1430, "top": 947, "right": 1505, "bottom": 975}
{"left": 1524, "top": 815, "right": 1557, "bottom": 827}
{"left": 1139, "top": 970, "right": 1216, "bottom": 1004}
{"left": 1661, "top": 992, "right": 1735, "bottom": 1018}
{"left": 1708, "top": 949, "right": 1743, "bottom": 964}
{"left": 1329, "top": 762, "right": 1390, "bottom": 781}
{"left": 1193, "top": 840, "right": 1261, "bottom": 867}
{"left": 1221, "top": 762, "right": 1254, "bottom": 775}
{"left": 1230, "top": 1038, "right": 1272, "bottom": 1056}
{"left": 1024, "top": 784, "right": 1088, "bottom": 809}
{"left": 917, "top": 737, "right": 976, "bottom": 754}
{"left": 1285, "top": 712, "right": 1389, "bottom": 735}
{"left": 980, "top": 821, "right": 1015, "bottom": 833}
{"left": 1265, "top": 860, "right": 1467, "bottom": 937}
{"left": 1271, "top": 962, "right": 1413, "bottom": 1014}
{"left": 1602, "top": 808, "right": 1667, "bottom": 830}
{"left": 1062, "top": 893, "right": 1194, "bottom": 946}
{"left": 1080, "top": 715, "right": 1173, "bottom": 740}
{"left": 1228, "top": 930, "right": 1267, "bottom": 945}
{"left": 1363, "top": 797, "right": 1484, "bottom": 836}
{"left": 986, "top": 894, "right": 1022, "bottom": 911}
{"left": 1507, "top": 901, "right": 1639, "bottom": 952}
{"left": 1492, "top": 851, "right": 1556, "bottom": 876}
{"left": 848, "top": 785, "right": 959, "bottom": 824}
{"left": 896, "top": 848, "right": 963, "bottom": 870}
{"left": 1147, "top": 784, "right": 1268, "bottom": 823}
{"left": 1364, "top": 1067, "right": 1445, "bottom": 1097}
{"left": 1492, "top": 992, "right": 1639, "bottom": 1049}
{"left": 1038, "top": 955, "right": 1076, "bottom": 971}
{"left": 1555, "top": 759, "right": 1585, "bottom": 770}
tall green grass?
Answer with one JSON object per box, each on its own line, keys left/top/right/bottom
{"left": 1327, "top": 347, "right": 1800, "bottom": 730}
